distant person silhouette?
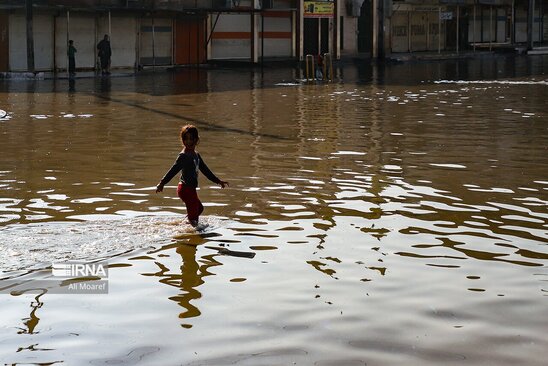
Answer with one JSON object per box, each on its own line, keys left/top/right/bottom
{"left": 67, "top": 40, "right": 77, "bottom": 77}
{"left": 97, "top": 34, "right": 111, "bottom": 75}
{"left": 316, "top": 53, "right": 324, "bottom": 79}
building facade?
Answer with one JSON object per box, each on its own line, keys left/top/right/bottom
{"left": 385, "top": 0, "right": 547, "bottom": 54}
{"left": 0, "top": 0, "right": 546, "bottom": 72}
{"left": 0, "top": 0, "right": 301, "bottom": 72}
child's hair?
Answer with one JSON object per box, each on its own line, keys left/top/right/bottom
{"left": 180, "top": 125, "right": 199, "bottom": 143}
{"left": 69, "top": 40, "right": 73, "bottom": 44}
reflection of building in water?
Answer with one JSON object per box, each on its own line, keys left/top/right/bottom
{"left": 292, "top": 73, "right": 392, "bottom": 238}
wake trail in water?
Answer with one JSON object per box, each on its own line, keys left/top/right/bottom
{"left": 0, "top": 215, "right": 224, "bottom": 274}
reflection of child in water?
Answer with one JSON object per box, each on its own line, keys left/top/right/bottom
{"left": 156, "top": 125, "right": 229, "bottom": 227}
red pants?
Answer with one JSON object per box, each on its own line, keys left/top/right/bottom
{"left": 177, "top": 183, "right": 204, "bottom": 221}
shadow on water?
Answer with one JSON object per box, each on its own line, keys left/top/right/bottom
{"left": 90, "top": 92, "right": 290, "bottom": 141}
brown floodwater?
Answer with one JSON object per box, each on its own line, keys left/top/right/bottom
{"left": 0, "top": 55, "right": 547, "bottom": 365}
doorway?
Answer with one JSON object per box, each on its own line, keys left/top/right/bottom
{"left": 358, "top": 0, "right": 373, "bottom": 53}
{"left": 304, "top": 18, "right": 329, "bottom": 56}
{"left": 175, "top": 16, "right": 206, "bottom": 65}
{"left": 0, "top": 13, "right": 8, "bottom": 72}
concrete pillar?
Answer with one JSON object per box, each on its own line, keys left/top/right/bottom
{"left": 527, "top": 0, "right": 535, "bottom": 49}
{"left": 490, "top": 6, "right": 493, "bottom": 51}
{"left": 439, "top": 7, "right": 442, "bottom": 53}
{"left": 298, "top": 0, "right": 304, "bottom": 60}
{"left": 251, "top": 12, "right": 259, "bottom": 63}
{"left": 335, "top": 0, "right": 340, "bottom": 59}
{"left": 378, "top": 0, "right": 384, "bottom": 57}
{"left": 372, "top": 0, "right": 378, "bottom": 58}
{"left": 66, "top": 10, "right": 70, "bottom": 72}
{"left": 318, "top": 17, "right": 322, "bottom": 52}
{"left": 456, "top": 5, "right": 459, "bottom": 54}
{"left": 25, "top": 0, "right": 34, "bottom": 72}
{"left": 292, "top": 10, "right": 297, "bottom": 57}
{"left": 152, "top": 15, "right": 155, "bottom": 67}
{"left": 473, "top": 5, "right": 476, "bottom": 51}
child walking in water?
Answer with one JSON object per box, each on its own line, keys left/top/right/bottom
{"left": 156, "top": 125, "right": 228, "bottom": 226}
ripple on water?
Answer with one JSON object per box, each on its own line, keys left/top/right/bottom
{"left": 0, "top": 215, "right": 225, "bottom": 274}
{"left": 0, "top": 110, "right": 10, "bottom": 121}
{"left": 0, "top": 63, "right": 547, "bottom": 365}
{"left": 435, "top": 79, "right": 548, "bottom": 85}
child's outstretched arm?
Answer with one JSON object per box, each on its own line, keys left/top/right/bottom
{"left": 156, "top": 155, "right": 183, "bottom": 193}
{"left": 198, "top": 155, "right": 229, "bottom": 189}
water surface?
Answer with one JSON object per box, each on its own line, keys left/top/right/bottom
{"left": 0, "top": 56, "right": 547, "bottom": 365}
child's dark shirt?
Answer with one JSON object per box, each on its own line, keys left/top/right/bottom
{"left": 160, "top": 151, "right": 220, "bottom": 188}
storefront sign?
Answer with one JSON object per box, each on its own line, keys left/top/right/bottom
{"left": 304, "top": 1, "right": 334, "bottom": 18}
{"left": 394, "top": 4, "right": 448, "bottom": 12}
{"left": 440, "top": 11, "right": 453, "bottom": 20}
{"left": 477, "top": 0, "right": 513, "bottom": 5}
{"left": 413, "top": 6, "right": 443, "bottom": 12}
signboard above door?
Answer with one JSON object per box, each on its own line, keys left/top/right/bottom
{"left": 304, "top": 1, "right": 335, "bottom": 18}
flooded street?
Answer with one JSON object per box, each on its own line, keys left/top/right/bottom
{"left": 0, "top": 55, "right": 547, "bottom": 365}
